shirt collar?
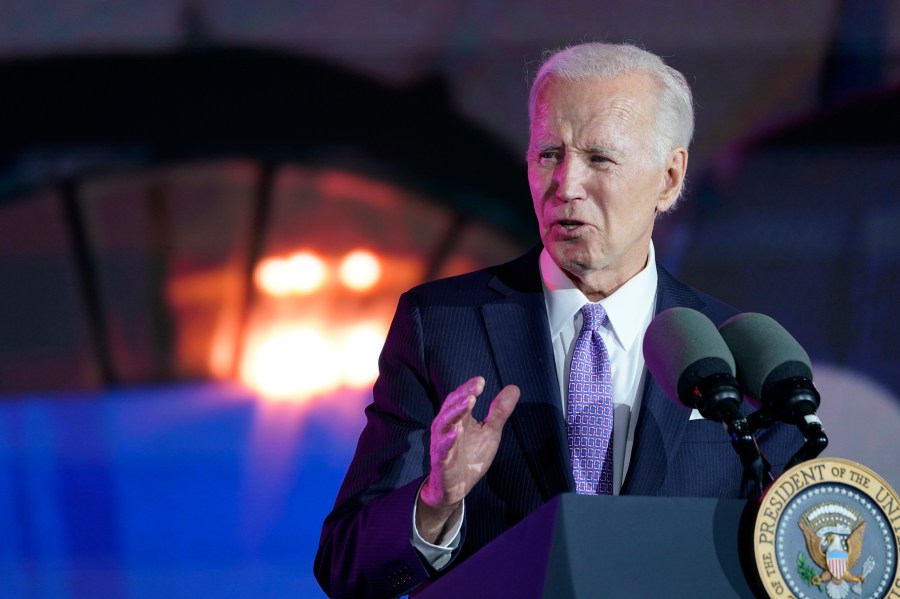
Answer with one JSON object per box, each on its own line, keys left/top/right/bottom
{"left": 540, "top": 242, "right": 659, "bottom": 351}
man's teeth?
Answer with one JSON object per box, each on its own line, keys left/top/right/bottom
{"left": 560, "top": 221, "right": 580, "bottom": 229}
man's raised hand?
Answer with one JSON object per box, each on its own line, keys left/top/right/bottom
{"left": 416, "top": 376, "right": 520, "bottom": 543}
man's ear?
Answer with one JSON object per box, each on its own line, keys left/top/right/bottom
{"left": 656, "top": 147, "right": 688, "bottom": 212}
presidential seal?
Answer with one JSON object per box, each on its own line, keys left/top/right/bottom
{"left": 754, "top": 458, "right": 900, "bottom": 599}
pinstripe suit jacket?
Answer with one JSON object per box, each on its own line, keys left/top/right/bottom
{"left": 314, "top": 245, "right": 801, "bottom": 599}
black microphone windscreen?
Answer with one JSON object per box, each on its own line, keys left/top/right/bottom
{"left": 643, "top": 307, "right": 736, "bottom": 407}
{"left": 718, "top": 313, "right": 813, "bottom": 400}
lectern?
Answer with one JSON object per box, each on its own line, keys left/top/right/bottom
{"left": 416, "top": 494, "right": 763, "bottom": 598}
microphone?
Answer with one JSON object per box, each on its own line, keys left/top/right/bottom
{"left": 643, "top": 307, "right": 742, "bottom": 423}
{"left": 718, "top": 313, "right": 827, "bottom": 467}
{"left": 643, "top": 308, "right": 768, "bottom": 486}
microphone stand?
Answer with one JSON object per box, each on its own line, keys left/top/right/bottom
{"left": 691, "top": 374, "right": 772, "bottom": 497}
{"left": 727, "top": 418, "right": 773, "bottom": 496}
{"left": 746, "top": 377, "right": 828, "bottom": 471}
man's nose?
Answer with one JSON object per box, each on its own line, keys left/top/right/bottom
{"left": 554, "top": 156, "right": 586, "bottom": 202}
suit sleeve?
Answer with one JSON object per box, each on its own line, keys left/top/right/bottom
{"left": 314, "top": 291, "right": 456, "bottom": 598}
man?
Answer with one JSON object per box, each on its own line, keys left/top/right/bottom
{"left": 315, "top": 42, "right": 801, "bottom": 599}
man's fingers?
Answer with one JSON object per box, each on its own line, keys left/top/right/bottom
{"left": 485, "top": 384, "right": 521, "bottom": 430}
{"left": 434, "top": 376, "right": 484, "bottom": 433}
{"left": 446, "top": 376, "right": 484, "bottom": 404}
{"left": 435, "top": 393, "right": 474, "bottom": 434}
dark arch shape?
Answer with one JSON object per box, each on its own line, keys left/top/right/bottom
{"left": 0, "top": 46, "right": 535, "bottom": 240}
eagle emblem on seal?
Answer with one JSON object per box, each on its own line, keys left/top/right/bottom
{"left": 798, "top": 502, "right": 875, "bottom": 599}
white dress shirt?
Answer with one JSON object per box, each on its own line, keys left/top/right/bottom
{"left": 412, "top": 243, "right": 658, "bottom": 565}
{"left": 539, "top": 243, "right": 658, "bottom": 494}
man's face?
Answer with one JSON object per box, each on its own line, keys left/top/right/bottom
{"left": 528, "top": 73, "right": 685, "bottom": 298}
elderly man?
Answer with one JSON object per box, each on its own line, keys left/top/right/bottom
{"left": 314, "top": 42, "right": 800, "bottom": 599}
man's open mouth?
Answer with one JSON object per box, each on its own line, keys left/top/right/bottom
{"left": 556, "top": 220, "right": 585, "bottom": 230}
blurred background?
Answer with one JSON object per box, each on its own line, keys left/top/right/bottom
{"left": 1, "top": 0, "right": 899, "bottom": 597}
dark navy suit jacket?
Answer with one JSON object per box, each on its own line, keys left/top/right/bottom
{"left": 314, "top": 246, "right": 801, "bottom": 599}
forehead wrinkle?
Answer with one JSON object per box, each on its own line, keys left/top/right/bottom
{"left": 529, "top": 116, "right": 565, "bottom": 152}
{"left": 530, "top": 83, "right": 652, "bottom": 160}
{"left": 575, "top": 102, "right": 650, "bottom": 157}
{"left": 554, "top": 103, "right": 637, "bottom": 140}
{"left": 580, "top": 100, "right": 646, "bottom": 135}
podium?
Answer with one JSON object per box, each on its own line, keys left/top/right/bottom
{"left": 416, "top": 494, "right": 763, "bottom": 598}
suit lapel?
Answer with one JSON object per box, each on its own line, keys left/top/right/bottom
{"left": 481, "top": 251, "right": 573, "bottom": 500}
{"left": 621, "top": 266, "right": 706, "bottom": 495}
{"left": 480, "top": 254, "right": 709, "bottom": 498}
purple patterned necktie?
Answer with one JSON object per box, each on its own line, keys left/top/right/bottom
{"left": 567, "top": 303, "right": 614, "bottom": 495}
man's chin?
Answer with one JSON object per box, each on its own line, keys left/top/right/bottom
{"left": 548, "top": 246, "right": 594, "bottom": 277}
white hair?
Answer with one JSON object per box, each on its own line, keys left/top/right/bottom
{"left": 528, "top": 42, "right": 694, "bottom": 164}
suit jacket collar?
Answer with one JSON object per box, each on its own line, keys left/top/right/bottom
{"left": 620, "top": 265, "right": 708, "bottom": 495}
{"left": 482, "top": 246, "right": 574, "bottom": 499}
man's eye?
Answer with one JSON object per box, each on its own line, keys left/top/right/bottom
{"left": 537, "top": 151, "right": 561, "bottom": 165}
{"left": 590, "top": 155, "right": 612, "bottom": 164}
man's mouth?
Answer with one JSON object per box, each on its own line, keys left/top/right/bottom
{"left": 555, "top": 220, "right": 586, "bottom": 231}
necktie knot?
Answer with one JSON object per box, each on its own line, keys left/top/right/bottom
{"left": 581, "top": 303, "right": 607, "bottom": 332}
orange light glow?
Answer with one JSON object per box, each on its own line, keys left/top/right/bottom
{"left": 239, "top": 321, "right": 388, "bottom": 403}
{"left": 285, "top": 252, "right": 328, "bottom": 293}
{"left": 341, "top": 324, "right": 387, "bottom": 387}
{"left": 255, "top": 252, "right": 327, "bottom": 297}
{"left": 255, "top": 258, "right": 291, "bottom": 297}
{"left": 240, "top": 325, "right": 341, "bottom": 402}
{"left": 339, "top": 249, "right": 382, "bottom": 291}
